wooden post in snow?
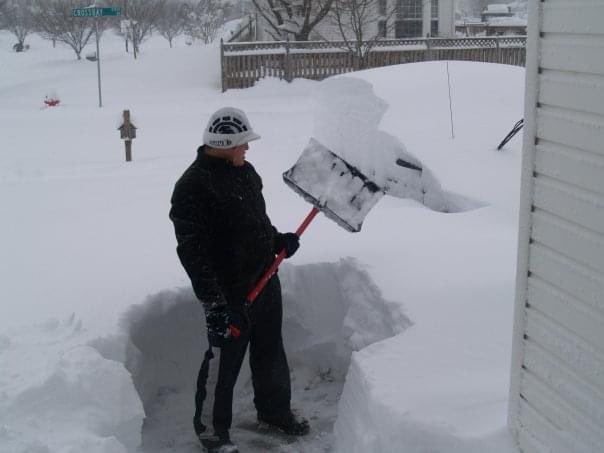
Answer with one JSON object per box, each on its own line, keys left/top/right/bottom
{"left": 118, "top": 110, "right": 137, "bottom": 162}
{"left": 284, "top": 36, "right": 292, "bottom": 82}
{"left": 221, "top": 39, "right": 226, "bottom": 92}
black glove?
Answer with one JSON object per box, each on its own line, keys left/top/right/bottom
{"left": 205, "top": 306, "right": 250, "bottom": 347}
{"left": 275, "top": 232, "right": 300, "bottom": 258}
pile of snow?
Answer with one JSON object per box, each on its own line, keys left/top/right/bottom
{"left": 0, "top": 316, "right": 144, "bottom": 453}
{"left": 1, "top": 30, "right": 524, "bottom": 453}
{"left": 312, "top": 77, "right": 483, "bottom": 213}
{"left": 220, "top": 17, "right": 250, "bottom": 42}
{"left": 329, "top": 62, "right": 523, "bottom": 452}
{"left": 106, "top": 259, "right": 408, "bottom": 452}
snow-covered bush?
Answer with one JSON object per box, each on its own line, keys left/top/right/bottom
{"left": 183, "top": 0, "right": 225, "bottom": 44}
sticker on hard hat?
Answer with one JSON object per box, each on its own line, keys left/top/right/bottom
{"left": 210, "top": 139, "right": 233, "bottom": 147}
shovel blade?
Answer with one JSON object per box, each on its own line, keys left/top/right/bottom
{"left": 283, "top": 138, "right": 384, "bottom": 232}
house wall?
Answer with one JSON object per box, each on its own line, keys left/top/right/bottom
{"left": 509, "top": 1, "right": 604, "bottom": 452}
{"left": 438, "top": 0, "right": 455, "bottom": 37}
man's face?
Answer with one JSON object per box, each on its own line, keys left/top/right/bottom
{"left": 227, "top": 143, "right": 249, "bottom": 167}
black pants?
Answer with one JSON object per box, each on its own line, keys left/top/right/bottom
{"left": 194, "top": 276, "right": 291, "bottom": 435}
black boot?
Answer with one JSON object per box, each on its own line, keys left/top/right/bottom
{"left": 257, "top": 411, "right": 310, "bottom": 436}
{"left": 193, "top": 417, "right": 206, "bottom": 437}
{"left": 197, "top": 431, "right": 239, "bottom": 453}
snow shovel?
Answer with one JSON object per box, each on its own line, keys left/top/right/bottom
{"left": 243, "top": 138, "right": 385, "bottom": 307}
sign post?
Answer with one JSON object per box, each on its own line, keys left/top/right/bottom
{"left": 71, "top": 7, "right": 121, "bottom": 108}
{"left": 118, "top": 110, "right": 137, "bottom": 162}
{"left": 95, "top": 20, "right": 102, "bottom": 107}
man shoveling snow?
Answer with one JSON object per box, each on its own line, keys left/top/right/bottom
{"left": 169, "top": 107, "right": 309, "bottom": 453}
{"left": 169, "top": 101, "right": 455, "bottom": 453}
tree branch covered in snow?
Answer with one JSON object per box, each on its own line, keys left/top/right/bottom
{"left": 155, "top": 0, "right": 187, "bottom": 47}
{"left": 31, "top": 0, "right": 115, "bottom": 59}
{"left": 119, "top": 0, "right": 165, "bottom": 55}
{"left": 183, "top": 0, "right": 226, "bottom": 44}
{"left": 250, "top": 0, "right": 334, "bottom": 41}
{"left": 329, "top": 0, "right": 397, "bottom": 69}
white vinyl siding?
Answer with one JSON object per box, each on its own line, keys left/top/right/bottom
{"left": 509, "top": 1, "right": 604, "bottom": 452}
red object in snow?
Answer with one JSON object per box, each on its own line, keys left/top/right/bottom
{"left": 44, "top": 99, "right": 60, "bottom": 107}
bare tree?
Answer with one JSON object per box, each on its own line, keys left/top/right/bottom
{"left": 112, "top": 13, "right": 130, "bottom": 52}
{"left": 121, "top": 0, "right": 165, "bottom": 57}
{"left": 0, "top": 0, "right": 6, "bottom": 25}
{"left": 32, "top": 0, "right": 116, "bottom": 59}
{"left": 183, "top": 0, "right": 224, "bottom": 44}
{"left": 251, "top": 0, "right": 334, "bottom": 41}
{"left": 330, "top": 0, "right": 397, "bottom": 69}
{"left": 0, "top": 0, "right": 35, "bottom": 50}
{"left": 156, "top": 0, "right": 186, "bottom": 47}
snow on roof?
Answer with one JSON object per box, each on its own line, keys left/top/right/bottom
{"left": 486, "top": 4, "right": 510, "bottom": 13}
{"left": 506, "top": 1, "right": 526, "bottom": 8}
{"left": 487, "top": 16, "right": 527, "bottom": 26}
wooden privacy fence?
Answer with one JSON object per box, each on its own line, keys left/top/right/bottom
{"left": 221, "top": 36, "right": 526, "bottom": 91}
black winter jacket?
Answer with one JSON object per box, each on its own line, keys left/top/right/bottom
{"left": 169, "top": 146, "right": 279, "bottom": 310}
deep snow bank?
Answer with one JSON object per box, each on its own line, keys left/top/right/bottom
{"left": 0, "top": 259, "right": 403, "bottom": 453}
{"left": 0, "top": 316, "right": 144, "bottom": 453}
{"left": 335, "top": 346, "right": 517, "bottom": 453}
{"left": 118, "top": 259, "right": 410, "bottom": 452}
{"left": 328, "top": 62, "right": 524, "bottom": 453}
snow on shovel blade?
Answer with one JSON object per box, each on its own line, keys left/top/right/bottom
{"left": 283, "top": 138, "right": 385, "bottom": 232}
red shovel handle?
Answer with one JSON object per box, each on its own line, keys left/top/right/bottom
{"left": 245, "top": 206, "right": 319, "bottom": 305}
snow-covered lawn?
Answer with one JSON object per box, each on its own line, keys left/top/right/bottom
{"left": 0, "top": 31, "right": 522, "bottom": 453}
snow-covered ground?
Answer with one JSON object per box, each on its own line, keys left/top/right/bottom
{"left": 0, "top": 30, "right": 523, "bottom": 453}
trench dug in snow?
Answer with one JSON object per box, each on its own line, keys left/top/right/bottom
{"left": 120, "top": 259, "right": 411, "bottom": 452}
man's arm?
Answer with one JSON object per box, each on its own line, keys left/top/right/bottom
{"left": 169, "top": 192, "right": 227, "bottom": 310}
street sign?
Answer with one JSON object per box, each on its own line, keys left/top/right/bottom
{"left": 71, "top": 7, "right": 121, "bottom": 17}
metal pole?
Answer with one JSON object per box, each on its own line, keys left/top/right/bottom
{"left": 446, "top": 61, "right": 455, "bottom": 139}
{"left": 132, "top": 22, "right": 137, "bottom": 59}
{"left": 96, "top": 20, "right": 102, "bottom": 108}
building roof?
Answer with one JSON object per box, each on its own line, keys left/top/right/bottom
{"left": 485, "top": 4, "right": 511, "bottom": 13}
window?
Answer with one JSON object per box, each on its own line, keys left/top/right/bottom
{"left": 395, "top": 19, "right": 422, "bottom": 37}
{"left": 431, "top": 0, "right": 438, "bottom": 18}
{"left": 395, "top": 0, "right": 423, "bottom": 38}
{"left": 378, "top": 0, "right": 387, "bottom": 16}
{"left": 378, "top": 20, "right": 387, "bottom": 37}
{"left": 397, "top": 0, "right": 422, "bottom": 19}
{"left": 430, "top": 0, "right": 439, "bottom": 36}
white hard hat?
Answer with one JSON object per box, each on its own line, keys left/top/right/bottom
{"left": 203, "top": 107, "right": 261, "bottom": 149}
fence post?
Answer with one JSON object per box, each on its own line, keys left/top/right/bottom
{"left": 284, "top": 36, "right": 292, "bottom": 82}
{"left": 220, "top": 38, "right": 226, "bottom": 92}
{"left": 495, "top": 37, "right": 502, "bottom": 63}
{"left": 425, "top": 35, "right": 432, "bottom": 61}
